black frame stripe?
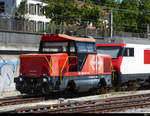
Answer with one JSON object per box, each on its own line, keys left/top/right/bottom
{"left": 0, "top": 50, "right": 38, "bottom": 55}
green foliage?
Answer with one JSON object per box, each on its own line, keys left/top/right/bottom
{"left": 15, "top": 0, "right": 28, "bottom": 20}
{"left": 42, "top": 0, "right": 79, "bottom": 24}
{"left": 137, "top": 0, "right": 150, "bottom": 33}
{"left": 41, "top": 0, "right": 103, "bottom": 28}
{"left": 102, "top": 0, "right": 150, "bottom": 33}
{"left": 41, "top": 0, "right": 150, "bottom": 33}
{"left": 92, "top": 0, "right": 106, "bottom": 5}
{"left": 119, "top": 0, "right": 139, "bottom": 32}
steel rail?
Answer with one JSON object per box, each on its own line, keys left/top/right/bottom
{"left": 10, "top": 93, "right": 150, "bottom": 113}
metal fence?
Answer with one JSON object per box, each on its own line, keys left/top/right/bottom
{"left": 46, "top": 24, "right": 148, "bottom": 39}
{"left": 45, "top": 24, "right": 110, "bottom": 39}
{"left": 0, "top": 17, "right": 37, "bottom": 33}
{"left": 0, "top": 16, "right": 148, "bottom": 39}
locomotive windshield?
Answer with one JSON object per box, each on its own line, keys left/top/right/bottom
{"left": 39, "top": 42, "right": 68, "bottom": 53}
{"left": 39, "top": 41, "right": 96, "bottom": 54}
{"left": 97, "top": 46, "right": 122, "bottom": 59}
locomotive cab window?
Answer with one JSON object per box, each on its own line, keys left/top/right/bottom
{"left": 69, "top": 41, "right": 76, "bottom": 53}
{"left": 76, "top": 42, "right": 96, "bottom": 53}
{"left": 123, "top": 48, "right": 134, "bottom": 57}
{"left": 39, "top": 42, "right": 68, "bottom": 53}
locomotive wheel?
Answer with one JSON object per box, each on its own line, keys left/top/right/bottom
{"left": 65, "top": 81, "right": 77, "bottom": 95}
{"left": 99, "top": 87, "right": 107, "bottom": 94}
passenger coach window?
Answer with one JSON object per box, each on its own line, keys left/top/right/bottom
{"left": 123, "top": 48, "right": 134, "bottom": 57}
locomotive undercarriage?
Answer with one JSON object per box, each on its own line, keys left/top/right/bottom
{"left": 14, "top": 76, "right": 61, "bottom": 95}
{"left": 14, "top": 74, "right": 112, "bottom": 95}
{"left": 15, "top": 73, "right": 150, "bottom": 95}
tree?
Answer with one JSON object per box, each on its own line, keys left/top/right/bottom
{"left": 138, "top": 0, "right": 150, "bottom": 33}
{"left": 119, "top": 0, "right": 139, "bottom": 32}
{"left": 41, "top": 0, "right": 103, "bottom": 28}
{"left": 41, "top": 0, "right": 150, "bottom": 34}
{"left": 102, "top": 0, "right": 150, "bottom": 33}
{"left": 42, "top": 0, "right": 79, "bottom": 24}
{"left": 92, "top": 0, "right": 106, "bottom": 5}
{"left": 15, "top": 0, "right": 28, "bottom": 20}
{"left": 79, "top": 2, "right": 103, "bottom": 28}
{"left": 103, "top": 0, "right": 139, "bottom": 32}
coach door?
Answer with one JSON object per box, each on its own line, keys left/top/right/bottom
{"left": 122, "top": 47, "right": 135, "bottom": 74}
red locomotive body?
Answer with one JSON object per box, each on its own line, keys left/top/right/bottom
{"left": 15, "top": 34, "right": 112, "bottom": 95}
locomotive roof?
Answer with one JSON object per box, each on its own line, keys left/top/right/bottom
{"left": 41, "top": 34, "right": 96, "bottom": 42}
{"left": 96, "top": 36, "right": 150, "bottom": 45}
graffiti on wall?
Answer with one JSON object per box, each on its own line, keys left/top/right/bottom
{"left": 0, "top": 56, "right": 19, "bottom": 92}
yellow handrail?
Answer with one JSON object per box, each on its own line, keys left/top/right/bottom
{"left": 110, "top": 61, "right": 115, "bottom": 80}
{"left": 44, "top": 56, "right": 55, "bottom": 80}
{"left": 60, "top": 56, "right": 77, "bottom": 84}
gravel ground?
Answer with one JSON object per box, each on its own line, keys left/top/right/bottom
{"left": 1, "top": 90, "right": 150, "bottom": 113}
{"left": 0, "top": 90, "right": 20, "bottom": 99}
{"left": 116, "top": 108, "right": 150, "bottom": 113}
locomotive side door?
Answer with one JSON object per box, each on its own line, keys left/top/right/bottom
{"left": 68, "top": 41, "right": 77, "bottom": 72}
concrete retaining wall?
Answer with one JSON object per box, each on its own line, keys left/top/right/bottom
{"left": 0, "top": 30, "right": 41, "bottom": 44}
{"left": 0, "top": 30, "right": 42, "bottom": 93}
{"left": 0, "top": 30, "right": 41, "bottom": 51}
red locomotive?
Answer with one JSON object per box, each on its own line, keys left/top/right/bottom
{"left": 14, "top": 34, "right": 112, "bottom": 95}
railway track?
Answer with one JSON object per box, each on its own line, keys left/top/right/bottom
{"left": 0, "top": 95, "right": 45, "bottom": 107}
{"left": 6, "top": 93, "right": 150, "bottom": 113}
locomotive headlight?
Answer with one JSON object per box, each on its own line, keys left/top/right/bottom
{"left": 43, "top": 78, "right": 47, "bottom": 82}
{"left": 19, "top": 77, "right": 23, "bottom": 82}
{"left": 43, "top": 73, "right": 47, "bottom": 76}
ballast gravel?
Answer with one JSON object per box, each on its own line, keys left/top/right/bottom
{"left": 0, "top": 90, "right": 150, "bottom": 113}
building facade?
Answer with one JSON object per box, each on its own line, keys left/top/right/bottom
{"left": 0, "top": 0, "right": 50, "bottom": 32}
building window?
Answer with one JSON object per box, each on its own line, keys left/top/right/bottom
{"left": 0, "top": 2, "right": 4, "bottom": 14}
{"left": 29, "top": 20, "right": 36, "bottom": 32}
{"left": 37, "top": 4, "right": 43, "bottom": 16}
{"left": 123, "top": 48, "right": 134, "bottom": 57}
{"left": 38, "top": 21, "right": 44, "bottom": 31}
{"left": 12, "top": 0, "right": 15, "bottom": 4}
{"left": 45, "top": 22, "right": 49, "bottom": 30}
{"left": 29, "top": 4, "right": 36, "bottom": 15}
